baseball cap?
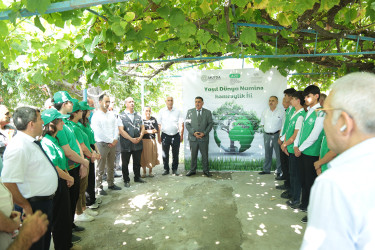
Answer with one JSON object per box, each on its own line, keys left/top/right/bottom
{"left": 53, "top": 91, "right": 73, "bottom": 104}
{"left": 70, "top": 99, "right": 82, "bottom": 113}
{"left": 79, "top": 101, "right": 95, "bottom": 111}
{"left": 41, "top": 108, "right": 69, "bottom": 125}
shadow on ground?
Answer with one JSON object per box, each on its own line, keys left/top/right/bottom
{"left": 75, "top": 166, "right": 305, "bottom": 250}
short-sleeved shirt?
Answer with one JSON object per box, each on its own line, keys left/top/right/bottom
{"left": 1, "top": 131, "right": 58, "bottom": 198}
{"left": 261, "top": 107, "right": 285, "bottom": 133}
{"left": 157, "top": 107, "right": 183, "bottom": 135}
{"left": 41, "top": 134, "right": 68, "bottom": 171}
{"left": 79, "top": 122, "right": 96, "bottom": 145}
{"left": 143, "top": 117, "right": 158, "bottom": 139}
{"left": 56, "top": 118, "right": 81, "bottom": 169}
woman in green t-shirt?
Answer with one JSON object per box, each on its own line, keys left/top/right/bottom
{"left": 41, "top": 108, "right": 74, "bottom": 250}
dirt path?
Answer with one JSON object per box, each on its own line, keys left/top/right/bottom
{"left": 74, "top": 166, "right": 305, "bottom": 249}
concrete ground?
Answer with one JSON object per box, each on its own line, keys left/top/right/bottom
{"left": 73, "top": 165, "right": 306, "bottom": 250}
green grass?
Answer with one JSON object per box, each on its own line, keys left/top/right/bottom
{"left": 184, "top": 158, "right": 276, "bottom": 171}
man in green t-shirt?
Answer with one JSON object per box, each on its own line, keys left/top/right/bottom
{"left": 293, "top": 85, "right": 324, "bottom": 224}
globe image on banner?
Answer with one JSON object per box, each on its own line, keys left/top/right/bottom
{"left": 213, "top": 102, "right": 260, "bottom": 153}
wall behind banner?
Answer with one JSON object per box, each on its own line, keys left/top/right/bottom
{"left": 181, "top": 68, "right": 287, "bottom": 171}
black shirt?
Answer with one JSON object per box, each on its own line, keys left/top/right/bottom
{"left": 143, "top": 117, "right": 158, "bottom": 139}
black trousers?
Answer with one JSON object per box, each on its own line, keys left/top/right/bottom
{"left": 300, "top": 153, "right": 318, "bottom": 209}
{"left": 68, "top": 166, "right": 80, "bottom": 228}
{"left": 121, "top": 150, "right": 142, "bottom": 182}
{"left": 86, "top": 145, "right": 96, "bottom": 206}
{"left": 280, "top": 148, "right": 290, "bottom": 188}
{"left": 29, "top": 199, "right": 53, "bottom": 250}
{"left": 52, "top": 178, "right": 72, "bottom": 250}
{"left": 161, "top": 132, "right": 180, "bottom": 171}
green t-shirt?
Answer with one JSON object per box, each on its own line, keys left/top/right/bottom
{"left": 41, "top": 134, "right": 68, "bottom": 171}
{"left": 78, "top": 122, "right": 95, "bottom": 145}
{"left": 75, "top": 122, "right": 92, "bottom": 153}
{"left": 56, "top": 118, "right": 81, "bottom": 169}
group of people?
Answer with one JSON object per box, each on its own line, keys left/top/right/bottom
{"left": 259, "top": 86, "right": 335, "bottom": 224}
{"left": 1, "top": 71, "right": 374, "bottom": 249}
{"left": 0, "top": 91, "right": 213, "bottom": 250}
{"left": 259, "top": 72, "right": 375, "bottom": 248}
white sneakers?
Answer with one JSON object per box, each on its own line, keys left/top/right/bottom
{"left": 85, "top": 209, "right": 98, "bottom": 216}
{"left": 75, "top": 213, "right": 94, "bottom": 222}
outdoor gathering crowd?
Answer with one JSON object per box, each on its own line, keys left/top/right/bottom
{"left": 0, "top": 72, "right": 375, "bottom": 249}
{"left": 0, "top": 90, "right": 211, "bottom": 250}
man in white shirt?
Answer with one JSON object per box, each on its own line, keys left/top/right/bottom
{"left": 2, "top": 107, "right": 58, "bottom": 250}
{"left": 91, "top": 94, "right": 121, "bottom": 195}
{"left": 158, "top": 96, "right": 184, "bottom": 175}
{"left": 259, "top": 96, "right": 285, "bottom": 175}
{"left": 301, "top": 72, "right": 375, "bottom": 249}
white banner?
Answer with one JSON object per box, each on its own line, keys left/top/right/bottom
{"left": 182, "top": 68, "right": 287, "bottom": 170}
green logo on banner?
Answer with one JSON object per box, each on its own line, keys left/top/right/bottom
{"left": 229, "top": 74, "right": 240, "bottom": 78}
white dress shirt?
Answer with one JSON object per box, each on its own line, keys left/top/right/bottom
{"left": 91, "top": 109, "right": 119, "bottom": 143}
{"left": 261, "top": 107, "right": 285, "bottom": 133}
{"left": 1, "top": 131, "right": 58, "bottom": 198}
{"left": 157, "top": 107, "right": 183, "bottom": 135}
{"left": 0, "top": 182, "right": 13, "bottom": 249}
{"left": 294, "top": 103, "right": 324, "bottom": 151}
{"left": 302, "top": 137, "right": 375, "bottom": 250}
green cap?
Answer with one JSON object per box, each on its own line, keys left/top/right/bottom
{"left": 41, "top": 108, "right": 69, "bottom": 125}
{"left": 70, "top": 99, "right": 81, "bottom": 113}
{"left": 79, "top": 101, "right": 95, "bottom": 111}
{"left": 53, "top": 91, "right": 73, "bottom": 104}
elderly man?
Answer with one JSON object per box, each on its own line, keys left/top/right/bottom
{"left": 259, "top": 96, "right": 285, "bottom": 175}
{"left": 301, "top": 72, "right": 375, "bottom": 249}
{"left": 118, "top": 97, "right": 145, "bottom": 187}
{"left": 158, "top": 96, "right": 184, "bottom": 175}
{"left": 91, "top": 94, "right": 121, "bottom": 194}
{"left": 2, "top": 107, "right": 58, "bottom": 250}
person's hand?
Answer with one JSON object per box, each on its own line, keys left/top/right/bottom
{"left": 22, "top": 204, "right": 33, "bottom": 217}
{"left": 294, "top": 147, "right": 301, "bottom": 157}
{"left": 79, "top": 164, "right": 88, "bottom": 179}
{"left": 314, "top": 160, "right": 322, "bottom": 176}
{"left": 112, "top": 139, "right": 118, "bottom": 146}
{"left": 180, "top": 134, "right": 184, "bottom": 142}
{"left": 152, "top": 129, "right": 158, "bottom": 134}
{"left": 95, "top": 152, "right": 101, "bottom": 160}
{"left": 21, "top": 210, "right": 49, "bottom": 244}
{"left": 67, "top": 176, "right": 74, "bottom": 187}
{"left": 280, "top": 143, "right": 286, "bottom": 151}
{"left": 193, "top": 132, "right": 200, "bottom": 138}
{"left": 278, "top": 138, "right": 282, "bottom": 145}
{"left": 158, "top": 137, "right": 161, "bottom": 144}
{"left": 10, "top": 211, "right": 21, "bottom": 230}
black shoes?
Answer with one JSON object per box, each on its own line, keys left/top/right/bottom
{"left": 162, "top": 170, "right": 169, "bottom": 175}
{"left": 203, "top": 171, "right": 212, "bottom": 177}
{"left": 72, "top": 225, "right": 85, "bottom": 232}
{"left": 299, "top": 205, "right": 307, "bottom": 212}
{"left": 286, "top": 200, "right": 300, "bottom": 209}
{"left": 275, "top": 175, "right": 286, "bottom": 180}
{"left": 301, "top": 216, "right": 308, "bottom": 223}
{"left": 258, "top": 171, "right": 271, "bottom": 175}
{"left": 172, "top": 170, "right": 178, "bottom": 175}
{"left": 108, "top": 184, "right": 121, "bottom": 190}
{"left": 281, "top": 191, "right": 291, "bottom": 199}
{"left": 135, "top": 178, "right": 146, "bottom": 183}
{"left": 98, "top": 188, "right": 107, "bottom": 196}
{"left": 71, "top": 234, "right": 81, "bottom": 243}
{"left": 124, "top": 182, "right": 130, "bottom": 188}
{"left": 276, "top": 185, "right": 288, "bottom": 190}
{"left": 186, "top": 171, "right": 196, "bottom": 176}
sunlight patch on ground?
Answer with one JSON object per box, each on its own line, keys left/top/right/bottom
{"left": 276, "top": 204, "right": 288, "bottom": 210}
{"left": 114, "top": 219, "right": 133, "bottom": 225}
{"left": 291, "top": 224, "right": 303, "bottom": 234}
{"left": 129, "top": 194, "right": 153, "bottom": 209}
